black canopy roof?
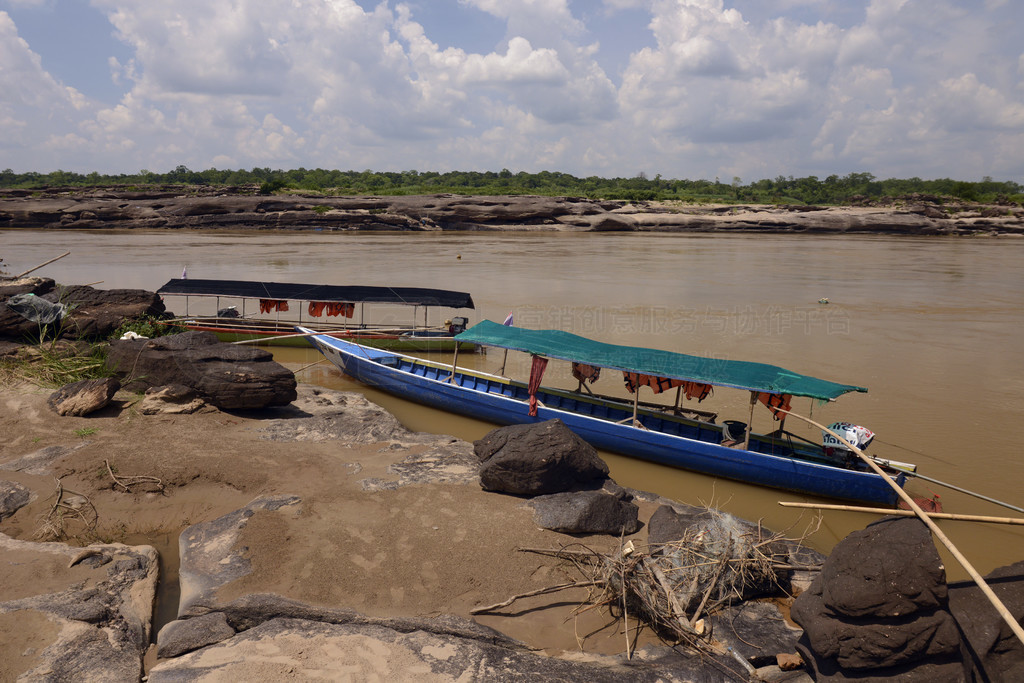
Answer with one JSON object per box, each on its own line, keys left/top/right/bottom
{"left": 157, "top": 279, "right": 475, "bottom": 309}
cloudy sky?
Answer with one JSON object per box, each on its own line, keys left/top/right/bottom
{"left": 1, "top": 0, "right": 1022, "bottom": 182}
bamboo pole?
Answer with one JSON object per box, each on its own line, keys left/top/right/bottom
{"left": 14, "top": 251, "right": 71, "bottom": 278}
{"left": 776, "top": 406, "right": 1024, "bottom": 647}
{"left": 779, "top": 501, "right": 1024, "bottom": 526}
{"left": 448, "top": 344, "right": 460, "bottom": 383}
{"left": 231, "top": 330, "right": 328, "bottom": 344}
{"left": 904, "top": 471, "right": 1024, "bottom": 514}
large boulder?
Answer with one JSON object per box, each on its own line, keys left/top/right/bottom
{"left": 529, "top": 483, "right": 641, "bottom": 535}
{"left": 0, "top": 281, "right": 164, "bottom": 341}
{"left": 105, "top": 330, "right": 297, "bottom": 410}
{"left": 948, "top": 561, "right": 1024, "bottom": 681}
{"left": 791, "top": 516, "right": 964, "bottom": 680}
{"left": 51, "top": 284, "right": 165, "bottom": 339}
{"left": 47, "top": 377, "right": 121, "bottom": 416}
{"left": 473, "top": 419, "right": 609, "bottom": 495}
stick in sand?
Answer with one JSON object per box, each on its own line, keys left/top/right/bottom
{"left": 775, "top": 406, "right": 1024, "bottom": 647}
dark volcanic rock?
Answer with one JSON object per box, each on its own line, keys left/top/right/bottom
{"left": 0, "top": 280, "right": 165, "bottom": 341}
{"left": 474, "top": 419, "right": 609, "bottom": 495}
{"left": 819, "top": 515, "right": 947, "bottom": 619}
{"left": 105, "top": 330, "right": 297, "bottom": 409}
{"left": 148, "top": 614, "right": 702, "bottom": 682}
{"left": 157, "top": 611, "right": 236, "bottom": 658}
{"left": 47, "top": 377, "right": 121, "bottom": 416}
{"left": 0, "top": 480, "right": 31, "bottom": 521}
{"left": 46, "top": 285, "right": 165, "bottom": 340}
{"left": 948, "top": 561, "right": 1024, "bottom": 681}
{"left": 791, "top": 516, "right": 963, "bottom": 679}
{"left": 529, "top": 486, "right": 641, "bottom": 535}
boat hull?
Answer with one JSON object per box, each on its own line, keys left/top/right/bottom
{"left": 303, "top": 330, "right": 902, "bottom": 506}
{"left": 168, "top": 320, "right": 476, "bottom": 351}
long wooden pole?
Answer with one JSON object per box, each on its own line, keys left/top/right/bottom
{"left": 14, "top": 251, "right": 71, "bottom": 278}
{"left": 448, "top": 344, "right": 460, "bottom": 383}
{"left": 776, "top": 407, "right": 1024, "bottom": 646}
{"left": 779, "top": 501, "right": 1024, "bottom": 526}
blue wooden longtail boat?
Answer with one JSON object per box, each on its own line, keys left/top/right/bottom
{"left": 299, "top": 320, "right": 911, "bottom": 505}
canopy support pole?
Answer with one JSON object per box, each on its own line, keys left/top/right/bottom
{"left": 742, "top": 392, "right": 757, "bottom": 450}
{"left": 632, "top": 387, "right": 641, "bottom": 426}
{"left": 776, "top": 406, "right": 1024, "bottom": 648}
{"left": 498, "top": 348, "right": 509, "bottom": 376}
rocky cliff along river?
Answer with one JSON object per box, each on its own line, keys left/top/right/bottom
{"left": 2, "top": 186, "right": 1023, "bottom": 235}
{"left": 3, "top": 199, "right": 1023, "bottom": 579}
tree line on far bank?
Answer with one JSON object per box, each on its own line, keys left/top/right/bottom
{"left": 2, "top": 166, "right": 1021, "bottom": 206}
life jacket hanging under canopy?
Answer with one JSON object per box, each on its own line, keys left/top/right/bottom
{"left": 757, "top": 392, "right": 792, "bottom": 420}
{"left": 623, "top": 372, "right": 685, "bottom": 395}
{"left": 571, "top": 362, "right": 601, "bottom": 384}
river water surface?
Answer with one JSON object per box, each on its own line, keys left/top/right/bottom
{"left": 4, "top": 228, "right": 1024, "bottom": 578}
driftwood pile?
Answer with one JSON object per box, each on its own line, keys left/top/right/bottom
{"left": 475, "top": 508, "right": 816, "bottom": 663}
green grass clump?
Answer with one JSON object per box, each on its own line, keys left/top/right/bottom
{"left": 0, "top": 342, "right": 110, "bottom": 388}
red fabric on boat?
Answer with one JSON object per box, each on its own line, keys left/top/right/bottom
{"left": 259, "top": 299, "right": 289, "bottom": 313}
{"left": 308, "top": 301, "right": 327, "bottom": 317}
{"left": 528, "top": 355, "right": 548, "bottom": 416}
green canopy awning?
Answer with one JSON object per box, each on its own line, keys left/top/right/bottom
{"left": 455, "top": 320, "right": 866, "bottom": 401}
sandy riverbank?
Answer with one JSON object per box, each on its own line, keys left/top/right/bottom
{"left": 1, "top": 380, "right": 703, "bottom": 677}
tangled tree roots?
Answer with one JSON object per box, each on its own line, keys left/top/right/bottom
{"left": 35, "top": 478, "right": 99, "bottom": 543}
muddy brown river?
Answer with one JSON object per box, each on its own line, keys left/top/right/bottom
{"left": 4, "top": 228, "right": 1023, "bottom": 578}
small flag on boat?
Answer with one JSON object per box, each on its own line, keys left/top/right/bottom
{"left": 181, "top": 265, "right": 188, "bottom": 279}
{"left": 502, "top": 311, "right": 514, "bottom": 326}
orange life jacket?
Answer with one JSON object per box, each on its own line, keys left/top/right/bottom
{"left": 758, "top": 392, "right": 792, "bottom": 420}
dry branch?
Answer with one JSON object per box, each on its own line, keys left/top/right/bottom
{"left": 105, "top": 458, "right": 165, "bottom": 493}
{"left": 35, "top": 478, "right": 98, "bottom": 542}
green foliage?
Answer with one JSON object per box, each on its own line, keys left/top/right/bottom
{"left": 0, "top": 341, "right": 110, "bottom": 388}
{"left": 111, "top": 315, "right": 183, "bottom": 340}
{"left": 74, "top": 427, "right": 99, "bottom": 437}
{"left": 1, "top": 166, "right": 1020, "bottom": 207}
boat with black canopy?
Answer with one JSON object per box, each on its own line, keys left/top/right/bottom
{"left": 156, "top": 278, "right": 477, "bottom": 351}
{"left": 299, "top": 319, "right": 917, "bottom": 505}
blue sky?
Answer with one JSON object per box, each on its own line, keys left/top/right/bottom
{"left": 1, "top": 0, "right": 1022, "bottom": 182}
